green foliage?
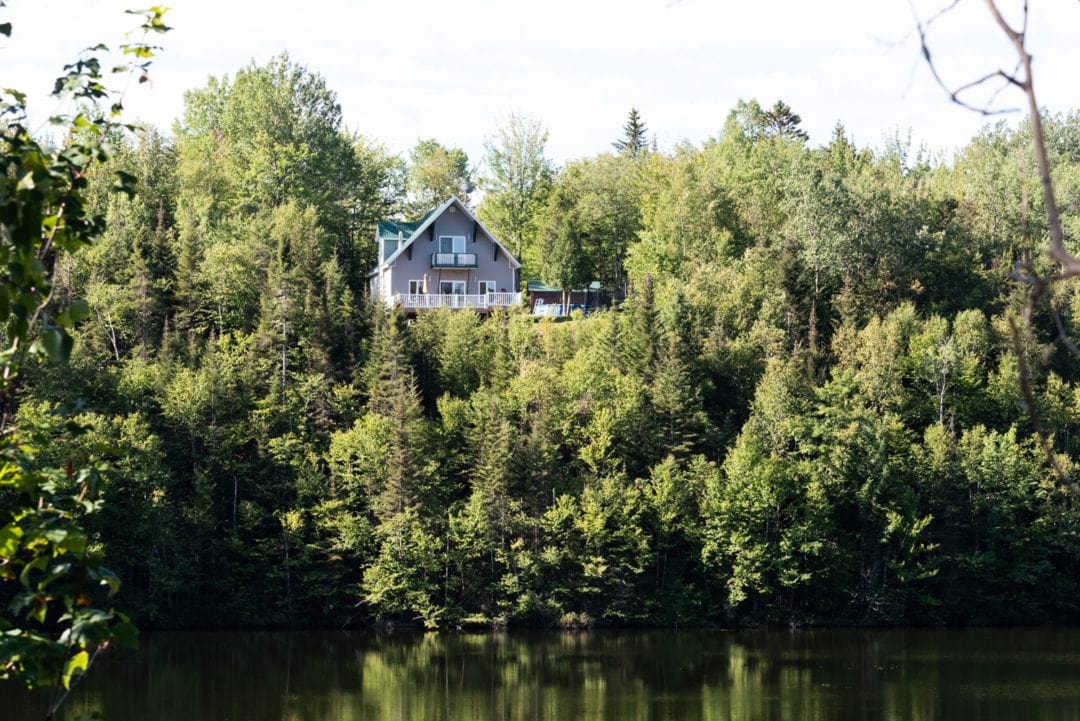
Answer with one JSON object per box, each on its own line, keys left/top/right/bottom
{"left": 536, "top": 153, "right": 643, "bottom": 292}
{"left": 0, "top": 414, "right": 137, "bottom": 689}
{"left": 405, "top": 139, "right": 472, "bottom": 219}
{"left": 362, "top": 507, "right": 444, "bottom": 628}
{"left": 479, "top": 113, "right": 554, "bottom": 260}
{"left": 8, "top": 60, "right": 1080, "bottom": 637}
{"left": 0, "top": 6, "right": 170, "bottom": 715}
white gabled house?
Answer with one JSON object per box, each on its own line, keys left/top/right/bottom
{"left": 367, "top": 197, "right": 522, "bottom": 312}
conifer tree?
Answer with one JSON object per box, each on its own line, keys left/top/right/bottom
{"left": 650, "top": 334, "right": 709, "bottom": 459}
{"left": 173, "top": 209, "right": 211, "bottom": 341}
{"left": 763, "top": 100, "right": 809, "bottom": 141}
{"left": 626, "top": 274, "right": 659, "bottom": 380}
{"left": 364, "top": 308, "right": 429, "bottom": 521}
{"left": 613, "top": 107, "right": 649, "bottom": 157}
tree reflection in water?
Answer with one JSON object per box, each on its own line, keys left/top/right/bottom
{"left": 11, "top": 629, "right": 1080, "bottom": 721}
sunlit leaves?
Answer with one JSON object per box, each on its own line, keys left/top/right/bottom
{"left": 0, "top": 7, "right": 170, "bottom": 710}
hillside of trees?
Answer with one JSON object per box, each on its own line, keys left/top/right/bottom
{"left": 18, "top": 54, "right": 1080, "bottom": 629}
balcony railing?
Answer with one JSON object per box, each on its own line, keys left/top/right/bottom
{"left": 395, "top": 292, "right": 522, "bottom": 310}
{"left": 431, "top": 252, "right": 477, "bottom": 268}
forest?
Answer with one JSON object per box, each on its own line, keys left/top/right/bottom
{"left": 12, "top": 52, "right": 1080, "bottom": 631}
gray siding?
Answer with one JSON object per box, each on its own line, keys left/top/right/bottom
{"left": 379, "top": 203, "right": 517, "bottom": 300}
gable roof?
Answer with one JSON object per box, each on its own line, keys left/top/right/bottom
{"left": 372, "top": 196, "right": 520, "bottom": 272}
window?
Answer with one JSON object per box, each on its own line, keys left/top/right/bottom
{"left": 439, "top": 235, "right": 466, "bottom": 254}
{"left": 408, "top": 279, "right": 424, "bottom": 294}
{"left": 478, "top": 280, "right": 496, "bottom": 295}
{"left": 440, "top": 281, "right": 465, "bottom": 295}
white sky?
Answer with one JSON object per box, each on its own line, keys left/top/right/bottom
{"left": 4, "top": 0, "right": 1080, "bottom": 169}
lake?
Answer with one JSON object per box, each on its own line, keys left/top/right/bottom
{"left": 10, "top": 628, "right": 1080, "bottom": 720}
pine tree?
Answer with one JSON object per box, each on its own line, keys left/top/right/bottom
{"left": 126, "top": 239, "right": 157, "bottom": 356}
{"left": 763, "top": 100, "right": 809, "bottom": 141}
{"left": 613, "top": 107, "right": 649, "bottom": 157}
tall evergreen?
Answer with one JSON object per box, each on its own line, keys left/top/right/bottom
{"left": 763, "top": 100, "right": 809, "bottom": 141}
{"left": 364, "top": 307, "right": 429, "bottom": 521}
{"left": 613, "top": 107, "right": 649, "bottom": 157}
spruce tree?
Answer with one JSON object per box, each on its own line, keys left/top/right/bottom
{"left": 364, "top": 307, "right": 428, "bottom": 521}
{"left": 626, "top": 274, "right": 659, "bottom": 381}
{"left": 613, "top": 107, "right": 649, "bottom": 157}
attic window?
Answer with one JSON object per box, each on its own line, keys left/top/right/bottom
{"left": 449, "top": 206, "right": 457, "bottom": 213}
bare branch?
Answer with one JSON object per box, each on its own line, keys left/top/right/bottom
{"left": 983, "top": 57, "right": 1025, "bottom": 108}
{"left": 910, "top": 0, "right": 1022, "bottom": 115}
{"left": 1051, "top": 303, "right": 1080, "bottom": 358}
{"left": 982, "top": 0, "right": 1080, "bottom": 276}
{"left": 948, "top": 70, "right": 1023, "bottom": 115}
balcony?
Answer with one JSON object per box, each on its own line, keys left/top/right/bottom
{"left": 431, "top": 252, "right": 477, "bottom": 268}
{"left": 395, "top": 292, "right": 522, "bottom": 310}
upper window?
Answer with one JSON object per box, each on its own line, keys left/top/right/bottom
{"left": 408, "top": 279, "right": 424, "bottom": 295}
{"left": 439, "top": 235, "right": 466, "bottom": 254}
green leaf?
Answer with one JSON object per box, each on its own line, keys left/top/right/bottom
{"left": 54, "top": 528, "right": 87, "bottom": 554}
{"left": 128, "top": 45, "right": 154, "bottom": 59}
{"left": 38, "top": 328, "right": 73, "bottom": 363}
{"left": 112, "top": 170, "right": 138, "bottom": 198}
{"left": 61, "top": 650, "right": 89, "bottom": 689}
{"left": 19, "top": 555, "right": 48, "bottom": 589}
{"left": 0, "top": 523, "right": 23, "bottom": 557}
{"left": 99, "top": 567, "right": 121, "bottom": 596}
{"left": 68, "top": 299, "right": 90, "bottom": 323}
{"left": 55, "top": 300, "right": 90, "bottom": 328}
{"left": 0, "top": 23, "right": 11, "bottom": 37}
{"left": 43, "top": 528, "right": 69, "bottom": 545}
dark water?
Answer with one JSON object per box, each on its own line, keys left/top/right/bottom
{"left": 9, "top": 628, "right": 1080, "bottom": 721}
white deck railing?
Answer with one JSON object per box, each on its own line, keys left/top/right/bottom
{"left": 394, "top": 292, "right": 522, "bottom": 310}
{"left": 430, "top": 252, "right": 477, "bottom": 268}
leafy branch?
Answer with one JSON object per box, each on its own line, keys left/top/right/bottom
{"left": 0, "top": 6, "right": 171, "bottom": 718}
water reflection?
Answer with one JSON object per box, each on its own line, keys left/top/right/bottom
{"left": 11, "top": 629, "right": 1080, "bottom": 721}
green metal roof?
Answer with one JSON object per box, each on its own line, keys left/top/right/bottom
{"left": 376, "top": 219, "right": 422, "bottom": 240}
{"left": 376, "top": 208, "right": 439, "bottom": 241}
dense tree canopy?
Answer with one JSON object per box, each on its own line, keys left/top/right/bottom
{"left": 11, "top": 56, "right": 1080, "bottom": 632}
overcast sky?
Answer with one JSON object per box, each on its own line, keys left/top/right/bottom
{"left": 5, "top": 0, "right": 1080, "bottom": 168}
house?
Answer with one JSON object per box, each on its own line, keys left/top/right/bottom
{"left": 527, "top": 280, "right": 615, "bottom": 316}
{"left": 368, "top": 197, "right": 522, "bottom": 313}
